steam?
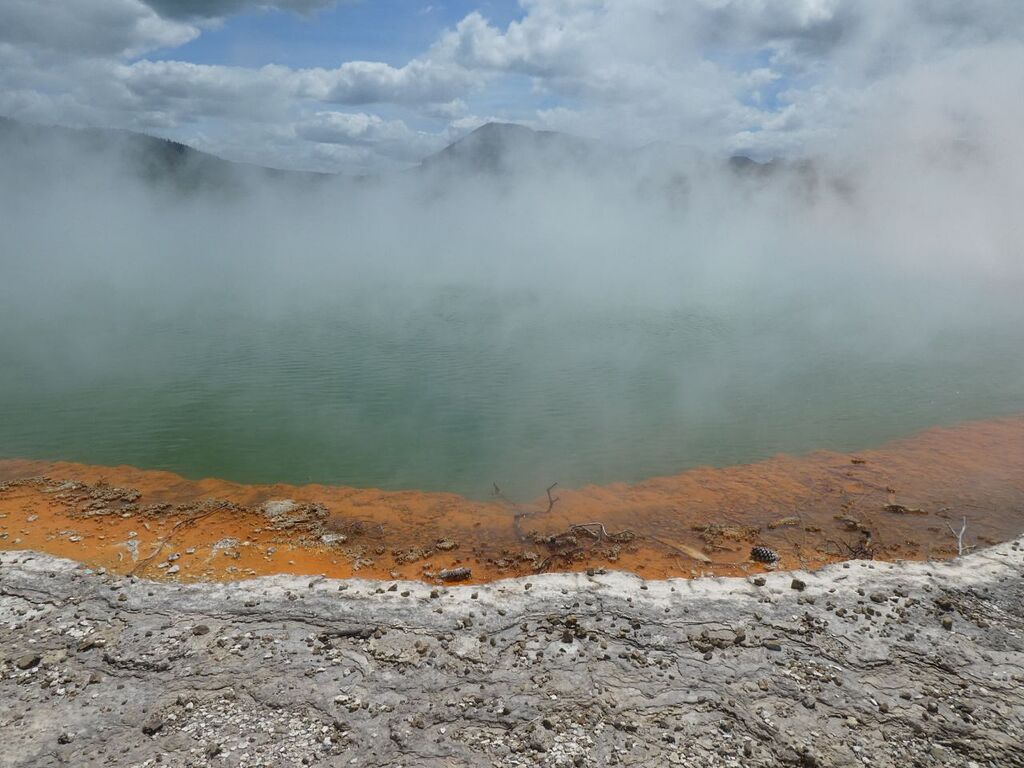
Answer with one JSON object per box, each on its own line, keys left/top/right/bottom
{"left": 1, "top": 41, "right": 1023, "bottom": 497}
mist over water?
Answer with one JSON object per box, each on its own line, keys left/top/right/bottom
{"left": 2, "top": 89, "right": 1024, "bottom": 499}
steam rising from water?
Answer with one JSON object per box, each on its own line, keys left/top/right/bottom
{"left": 1, "top": 50, "right": 1023, "bottom": 497}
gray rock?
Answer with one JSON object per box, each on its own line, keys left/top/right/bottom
{"left": 1, "top": 536, "right": 1023, "bottom": 767}
{"left": 14, "top": 653, "right": 40, "bottom": 670}
{"left": 140, "top": 715, "right": 164, "bottom": 736}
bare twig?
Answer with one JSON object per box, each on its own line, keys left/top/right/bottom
{"left": 129, "top": 507, "right": 220, "bottom": 576}
{"left": 947, "top": 516, "right": 972, "bottom": 556}
{"left": 569, "top": 522, "right": 634, "bottom": 544}
{"left": 511, "top": 482, "right": 560, "bottom": 542}
{"left": 571, "top": 522, "right": 608, "bottom": 539}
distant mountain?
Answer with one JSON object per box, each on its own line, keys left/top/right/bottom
{"left": 418, "top": 122, "right": 791, "bottom": 187}
{"left": 0, "top": 116, "right": 331, "bottom": 193}
{"left": 727, "top": 154, "right": 782, "bottom": 176}
{"left": 0, "top": 115, "right": 795, "bottom": 198}
{"left": 418, "top": 122, "right": 598, "bottom": 176}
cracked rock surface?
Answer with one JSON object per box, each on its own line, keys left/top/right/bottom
{"left": 2, "top": 539, "right": 1023, "bottom": 767}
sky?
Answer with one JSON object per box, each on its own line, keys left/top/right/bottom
{"left": 2, "top": 0, "right": 1024, "bottom": 172}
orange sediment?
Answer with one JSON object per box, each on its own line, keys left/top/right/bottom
{"left": 2, "top": 414, "right": 1024, "bottom": 584}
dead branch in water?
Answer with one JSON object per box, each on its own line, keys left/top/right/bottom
{"left": 545, "top": 482, "right": 559, "bottom": 512}
{"left": 533, "top": 522, "right": 637, "bottom": 572}
{"left": 512, "top": 482, "right": 560, "bottom": 542}
{"left": 506, "top": 483, "right": 715, "bottom": 570}
{"left": 823, "top": 530, "right": 876, "bottom": 561}
{"left": 569, "top": 522, "right": 634, "bottom": 544}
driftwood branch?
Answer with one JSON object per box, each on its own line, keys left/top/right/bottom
{"left": 545, "top": 483, "right": 559, "bottom": 512}
{"left": 511, "top": 482, "right": 561, "bottom": 542}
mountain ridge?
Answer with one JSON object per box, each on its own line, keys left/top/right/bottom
{"left": 0, "top": 114, "right": 776, "bottom": 188}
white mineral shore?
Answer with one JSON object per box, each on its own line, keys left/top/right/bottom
{"left": 2, "top": 537, "right": 1023, "bottom": 767}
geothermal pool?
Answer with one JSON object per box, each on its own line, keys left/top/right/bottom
{"left": 2, "top": 280, "right": 1023, "bottom": 499}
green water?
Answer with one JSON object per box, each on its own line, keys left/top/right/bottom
{"left": 2, "top": 280, "right": 1022, "bottom": 500}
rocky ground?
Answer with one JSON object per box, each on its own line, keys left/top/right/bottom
{"left": 1, "top": 538, "right": 1023, "bottom": 768}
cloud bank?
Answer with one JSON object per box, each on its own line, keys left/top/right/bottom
{"left": 1, "top": 0, "right": 1023, "bottom": 171}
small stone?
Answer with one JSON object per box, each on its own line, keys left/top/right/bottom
{"left": 869, "top": 592, "right": 887, "bottom": 604}
{"left": 192, "top": 624, "right": 210, "bottom": 636}
{"left": 15, "top": 653, "right": 41, "bottom": 670}
{"left": 141, "top": 715, "right": 165, "bottom": 736}
{"left": 790, "top": 578, "right": 806, "bottom": 591}
{"left": 941, "top": 616, "right": 953, "bottom": 630}
{"left": 763, "top": 640, "right": 782, "bottom": 652}
{"left": 57, "top": 733, "right": 73, "bottom": 744}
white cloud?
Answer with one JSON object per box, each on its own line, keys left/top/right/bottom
{"left": 419, "top": 99, "right": 469, "bottom": 120}
{"left": 314, "top": 59, "right": 482, "bottom": 105}
{"left": 0, "top": 0, "right": 199, "bottom": 58}
{"left": 296, "top": 111, "right": 449, "bottom": 162}
{"left": 431, "top": 0, "right": 1024, "bottom": 155}
{"left": 298, "top": 111, "right": 408, "bottom": 144}
{"left": 2, "top": 0, "right": 1024, "bottom": 170}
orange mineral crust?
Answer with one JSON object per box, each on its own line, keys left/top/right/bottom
{"left": 2, "top": 414, "right": 1023, "bottom": 584}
